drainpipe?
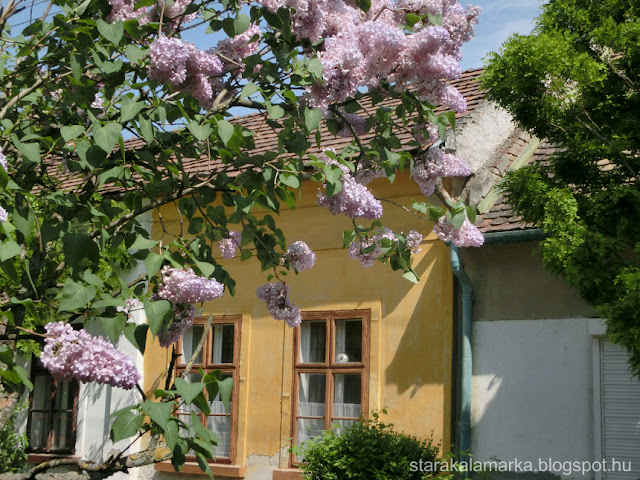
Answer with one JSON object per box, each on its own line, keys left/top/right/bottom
{"left": 449, "top": 245, "right": 472, "bottom": 460}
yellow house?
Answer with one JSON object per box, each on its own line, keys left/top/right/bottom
{"left": 144, "top": 69, "right": 483, "bottom": 480}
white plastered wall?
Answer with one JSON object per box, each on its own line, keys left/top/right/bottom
{"left": 471, "top": 317, "right": 605, "bottom": 478}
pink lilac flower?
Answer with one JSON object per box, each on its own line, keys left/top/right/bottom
{"left": 41, "top": 322, "right": 141, "bottom": 390}
{"left": 256, "top": 282, "right": 301, "bottom": 327}
{"left": 90, "top": 94, "right": 104, "bottom": 109}
{"left": 412, "top": 148, "right": 471, "bottom": 196}
{"left": 117, "top": 298, "right": 143, "bottom": 317}
{"left": 317, "top": 161, "right": 383, "bottom": 219}
{"left": 348, "top": 228, "right": 395, "bottom": 267}
{"left": 406, "top": 230, "right": 423, "bottom": 253}
{"left": 218, "top": 231, "right": 242, "bottom": 259}
{"left": 433, "top": 217, "right": 484, "bottom": 247}
{"left": 286, "top": 241, "right": 316, "bottom": 271}
{"left": 215, "top": 24, "right": 261, "bottom": 74}
{"left": 106, "top": 0, "right": 148, "bottom": 23}
{"left": 0, "top": 207, "right": 8, "bottom": 222}
{"left": 0, "top": 148, "right": 7, "bottom": 171}
{"left": 158, "top": 302, "right": 196, "bottom": 347}
{"left": 157, "top": 266, "right": 225, "bottom": 304}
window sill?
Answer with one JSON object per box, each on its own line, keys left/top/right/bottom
{"left": 155, "top": 461, "right": 245, "bottom": 477}
{"left": 273, "top": 468, "right": 303, "bottom": 480}
{"left": 28, "top": 453, "right": 78, "bottom": 464}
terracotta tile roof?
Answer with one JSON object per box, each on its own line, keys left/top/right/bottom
{"left": 476, "top": 135, "right": 557, "bottom": 234}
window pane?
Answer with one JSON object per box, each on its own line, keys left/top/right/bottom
{"left": 298, "top": 373, "right": 325, "bottom": 417}
{"left": 333, "top": 373, "right": 361, "bottom": 418}
{"left": 206, "top": 415, "right": 231, "bottom": 458}
{"left": 299, "top": 321, "right": 326, "bottom": 363}
{"left": 29, "top": 412, "right": 50, "bottom": 449}
{"left": 335, "top": 319, "right": 362, "bottom": 363}
{"left": 212, "top": 324, "right": 234, "bottom": 364}
{"left": 332, "top": 419, "right": 356, "bottom": 435}
{"left": 33, "top": 375, "right": 51, "bottom": 410}
{"left": 296, "top": 418, "right": 324, "bottom": 446}
{"left": 54, "top": 381, "right": 72, "bottom": 410}
{"left": 182, "top": 325, "right": 204, "bottom": 365}
{"left": 52, "top": 412, "right": 74, "bottom": 450}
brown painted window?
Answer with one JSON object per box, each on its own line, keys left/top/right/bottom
{"left": 27, "top": 361, "right": 78, "bottom": 454}
{"left": 176, "top": 315, "right": 241, "bottom": 464}
{"left": 291, "top": 310, "right": 370, "bottom": 465}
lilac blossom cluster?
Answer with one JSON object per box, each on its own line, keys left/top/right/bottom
{"left": 317, "top": 159, "right": 383, "bottom": 219}
{"left": 269, "top": 0, "right": 481, "bottom": 112}
{"left": 286, "top": 241, "right": 316, "bottom": 271}
{"left": 41, "top": 322, "right": 141, "bottom": 390}
{"left": 348, "top": 229, "right": 423, "bottom": 267}
{"left": 158, "top": 266, "right": 225, "bottom": 304}
{"left": 116, "top": 297, "right": 143, "bottom": 317}
{"left": 155, "top": 267, "right": 224, "bottom": 346}
{"left": 412, "top": 147, "right": 471, "bottom": 197}
{"left": 0, "top": 207, "right": 8, "bottom": 223}
{"left": 106, "top": 0, "right": 196, "bottom": 27}
{"left": 348, "top": 228, "right": 396, "bottom": 267}
{"left": 256, "top": 282, "right": 301, "bottom": 327}
{"left": 433, "top": 217, "right": 484, "bottom": 247}
{"left": 218, "top": 231, "right": 242, "bottom": 259}
{"left": 0, "top": 147, "right": 7, "bottom": 171}
{"left": 148, "top": 36, "right": 223, "bottom": 108}
{"left": 214, "top": 25, "right": 262, "bottom": 75}
{"left": 158, "top": 302, "right": 196, "bottom": 347}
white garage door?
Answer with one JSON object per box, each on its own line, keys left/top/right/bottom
{"left": 601, "top": 339, "right": 640, "bottom": 480}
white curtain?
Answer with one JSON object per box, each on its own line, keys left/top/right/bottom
{"left": 212, "top": 325, "right": 223, "bottom": 364}
{"left": 300, "top": 322, "right": 311, "bottom": 363}
{"left": 181, "top": 328, "right": 195, "bottom": 363}
{"left": 208, "top": 400, "right": 231, "bottom": 458}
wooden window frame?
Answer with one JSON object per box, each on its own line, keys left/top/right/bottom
{"left": 175, "top": 314, "right": 241, "bottom": 465}
{"left": 290, "top": 309, "right": 370, "bottom": 467}
{"left": 26, "top": 363, "right": 79, "bottom": 455}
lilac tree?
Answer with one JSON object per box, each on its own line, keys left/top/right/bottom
{"left": 0, "top": 0, "right": 480, "bottom": 476}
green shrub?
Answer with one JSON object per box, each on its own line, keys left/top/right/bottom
{"left": 0, "top": 404, "right": 29, "bottom": 473}
{"left": 296, "top": 412, "right": 441, "bottom": 480}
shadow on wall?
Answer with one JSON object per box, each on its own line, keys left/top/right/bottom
{"left": 384, "top": 244, "right": 451, "bottom": 396}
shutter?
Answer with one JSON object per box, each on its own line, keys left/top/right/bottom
{"left": 601, "top": 339, "right": 640, "bottom": 480}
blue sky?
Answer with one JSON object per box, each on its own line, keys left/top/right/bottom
{"left": 9, "top": 0, "right": 545, "bottom": 70}
{"left": 461, "top": 0, "right": 544, "bottom": 69}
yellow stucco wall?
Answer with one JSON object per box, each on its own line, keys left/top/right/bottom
{"left": 144, "top": 170, "right": 454, "bottom": 470}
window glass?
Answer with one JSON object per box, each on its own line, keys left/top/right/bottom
{"left": 334, "top": 319, "right": 362, "bottom": 363}
{"left": 182, "top": 325, "right": 204, "bottom": 365}
{"left": 211, "top": 324, "right": 234, "bottom": 364}
{"left": 299, "top": 320, "right": 326, "bottom": 363}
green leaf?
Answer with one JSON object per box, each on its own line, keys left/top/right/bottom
{"left": 267, "top": 104, "right": 285, "bottom": 120}
{"left": 308, "top": 57, "right": 323, "bottom": 78}
{"left": 342, "top": 230, "right": 356, "bottom": 248}
{"left": 111, "top": 409, "right": 145, "bottom": 442}
{"left": 191, "top": 391, "right": 211, "bottom": 416}
{"left": 217, "top": 377, "right": 233, "bottom": 411}
{"left": 280, "top": 173, "right": 300, "bottom": 188}
{"left": 63, "top": 232, "right": 100, "bottom": 268}
{"left": 124, "top": 323, "right": 149, "bottom": 355}
{"left": 57, "top": 279, "right": 97, "bottom": 312}
{"left": 10, "top": 297, "right": 39, "bottom": 321}
{"left": 427, "top": 13, "right": 443, "bottom": 26}
{"left": 403, "top": 269, "right": 420, "bottom": 283}
{"left": 61, "top": 125, "right": 85, "bottom": 142}
{"left": 451, "top": 211, "right": 466, "bottom": 230}
{"left": 97, "top": 18, "right": 124, "bottom": 44}
{"left": 93, "top": 122, "right": 123, "bottom": 153}
{"left": 129, "top": 235, "right": 158, "bottom": 250}
{"left": 0, "top": 260, "right": 18, "bottom": 281}
{"left": 187, "top": 121, "right": 213, "bottom": 141}
{"left": 194, "top": 261, "right": 215, "bottom": 278}
{"left": 196, "top": 452, "right": 214, "bottom": 479}
{"left": 304, "top": 107, "right": 323, "bottom": 132}
{"left": 217, "top": 120, "right": 234, "bottom": 145}
{"left": 240, "top": 82, "right": 259, "bottom": 98}
{"left": 13, "top": 140, "right": 40, "bottom": 165}
{"left": 175, "top": 377, "right": 207, "bottom": 405}
{"left": 0, "top": 345, "right": 14, "bottom": 368}
{"left": 14, "top": 365, "right": 32, "bottom": 390}
{"left": 100, "top": 314, "right": 126, "bottom": 342}
{"left": 120, "top": 97, "right": 145, "bottom": 122}
{"left": 164, "top": 417, "right": 180, "bottom": 451}
{"left": 405, "top": 12, "right": 420, "bottom": 27}
{"left": 144, "top": 298, "right": 171, "bottom": 336}
{"left": 144, "top": 252, "right": 164, "bottom": 278}
{"left": 0, "top": 240, "right": 21, "bottom": 262}
{"left": 141, "top": 400, "right": 175, "bottom": 431}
